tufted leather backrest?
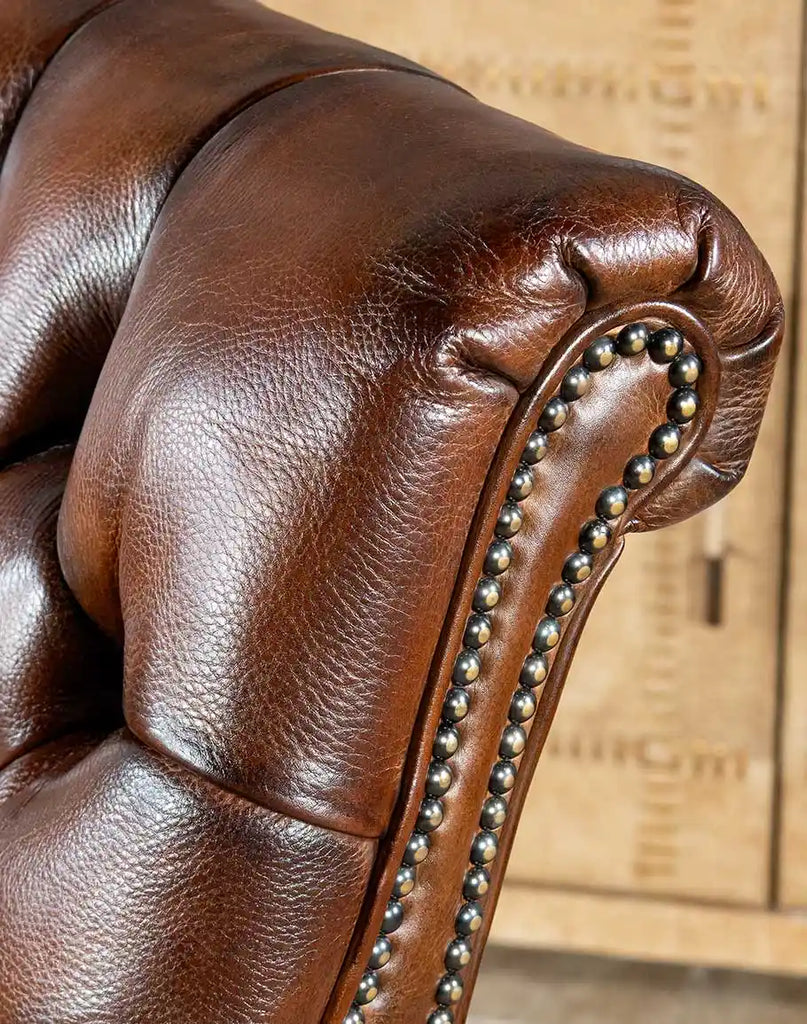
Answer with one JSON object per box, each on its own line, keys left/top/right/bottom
{"left": 0, "top": 3, "right": 783, "bottom": 1024}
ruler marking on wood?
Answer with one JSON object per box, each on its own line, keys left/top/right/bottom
{"left": 636, "top": 841, "right": 680, "bottom": 857}
{"left": 542, "top": 730, "right": 748, "bottom": 789}
{"left": 659, "top": 62, "right": 698, "bottom": 75}
{"left": 655, "top": 38, "right": 695, "bottom": 52}
{"left": 635, "top": 513, "right": 690, "bottom": 887}
{"left": 416, "top": 57, "right": 767, "bottom": 111}
{"left": 658, "top": 17, "right": 694, "bottom": 31}
{"left": 634, "top": 862, "right": 677, "bottom": 879}
{"left": 637, "top": 821, "right": 680, "bottom": 833}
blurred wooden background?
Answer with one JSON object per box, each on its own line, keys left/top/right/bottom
{"left": 272, "top": 0, "right": 807, "bottom": 974}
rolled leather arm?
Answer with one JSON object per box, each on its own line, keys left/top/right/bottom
{"left": 0, "top": 2, "right": 782, "bottom": 1024}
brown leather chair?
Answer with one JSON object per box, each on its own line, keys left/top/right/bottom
{"left": 0, "top": 2, "right": 783, "bottom": 1022}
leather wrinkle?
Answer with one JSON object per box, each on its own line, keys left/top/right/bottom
{"left": 126, "top": 721, "right": 386, "bottom": 841}
{"left": 124, "top": 724, "right": 382, "bottom": 841}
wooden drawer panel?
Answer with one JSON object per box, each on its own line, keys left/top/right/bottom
{"left": 781, "top": 56, "right": 807, "bottom": 911}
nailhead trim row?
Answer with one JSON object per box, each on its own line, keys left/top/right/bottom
{"left": 344, "top": 323, "right": 701, "bottom": 1024}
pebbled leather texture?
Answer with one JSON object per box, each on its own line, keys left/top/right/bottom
{"left": 0, "top": 3, "right": 783, "bottom": 1023}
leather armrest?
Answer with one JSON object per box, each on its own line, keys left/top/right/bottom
{"left": 0, "top": 3, "right": 782, "bottom": 1023}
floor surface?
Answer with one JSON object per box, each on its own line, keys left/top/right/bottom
{"left": 471, "top": 947, "right": 807, "bottom": 1024}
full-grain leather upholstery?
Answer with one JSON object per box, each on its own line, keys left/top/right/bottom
{"left": 0, "top": 3, "right": 783, "bottom": 1023}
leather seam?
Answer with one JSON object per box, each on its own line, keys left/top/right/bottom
{"left": 143, "top": 62, "right": 467, "bottom": 249}
{"left": 0, "top": 725, "right": 106, "bottom": 780}
{"left": 0, "top": 725, "right": 380, "bottom": 845}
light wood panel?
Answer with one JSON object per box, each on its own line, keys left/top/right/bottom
{"left": 781, "top": 14, "right": 807, "bottom": 909}
{"left": 272, "top": 0, "right": 800, "bottom": 907}
{"left": 491, "top": 884, "right": 807, "bottom": 977}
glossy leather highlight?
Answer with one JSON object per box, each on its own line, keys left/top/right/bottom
{"left": 0, "top": 3, "right": 783, "bottom": 1023}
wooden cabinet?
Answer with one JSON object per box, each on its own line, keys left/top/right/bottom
{"left": 274, "top": 0, "right": 807, "bottom": 973}
{"left": 782, "top": 54, "right": 807, "bottom": 910}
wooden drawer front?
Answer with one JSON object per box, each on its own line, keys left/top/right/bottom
{"left": 781, "top": 57, "right": 807, "bottom": 910}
